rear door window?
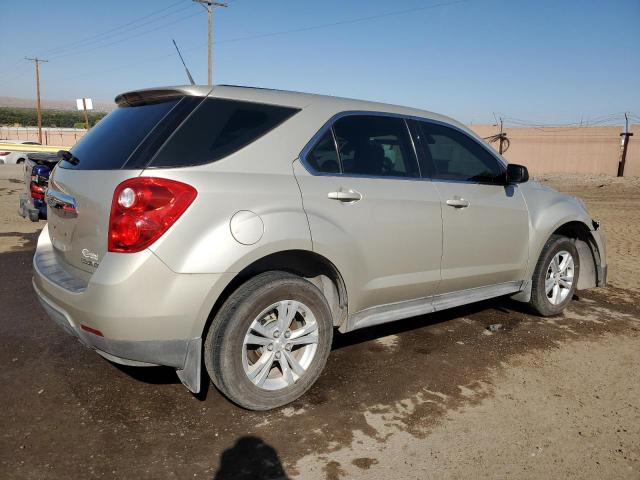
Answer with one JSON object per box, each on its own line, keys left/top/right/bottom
{"left": 63, "top": 99, "right": 182, "bottom": 170}
{"left": 332, "top": 115, "right": 419, "bottom": 178}
{"left": 151, "top": 99, "right": 300, "bottom": 168}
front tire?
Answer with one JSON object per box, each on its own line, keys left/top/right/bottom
{"left": 529, "top": 235, "right": 580, "bottom": 316}
{"left": 204, "top": 271, "right": 333, "bottom": 410}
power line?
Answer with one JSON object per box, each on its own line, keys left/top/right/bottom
{"left": 43, "top": 4, "right": 194, "bottom": 58}
{"left": 47, "top": 10, "right": 202, "bottom": 61}
{"left": 37, "top": 1, "right": 189, "bottom": 57}
{"left": 213, "top": 0, "right": 473, "bottom": 46}
{"left": 6, "top": 0, "right": 475, "bottom": 81}
{"left": 499, "top": 112, "right": 631, "bottom": 131}
{"left": 42, "top": 0, "right": 475, "bottom": 81}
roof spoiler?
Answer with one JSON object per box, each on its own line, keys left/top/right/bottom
{"left": 114, "top": 86, "right": 212, "bottom": 107}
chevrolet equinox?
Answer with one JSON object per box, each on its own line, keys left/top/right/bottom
{"left": 34, "top": 85, "right": 607, "bottom": 410}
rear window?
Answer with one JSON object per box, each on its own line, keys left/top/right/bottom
{"left": 62, "top": 99, "right": 182, "bottom": 170}
{"left": 150, "top": 98, "right": 300, "bottom": 168}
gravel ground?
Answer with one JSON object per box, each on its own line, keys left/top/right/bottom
{"left": 0, "top": 165, "right": 638, "bottom": 479}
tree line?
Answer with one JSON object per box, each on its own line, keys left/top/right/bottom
{"left": 0, "top": 107, "right": 107, "bottom": 129}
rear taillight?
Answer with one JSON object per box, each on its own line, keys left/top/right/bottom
{"left": 108, "top": 177, "right": 197, "bottom": 253}
{"left": 0, "top": 151, "right": 10, "bottom": 156}
{"left": 30, "top": 182, "right": 45, "bottom": 200}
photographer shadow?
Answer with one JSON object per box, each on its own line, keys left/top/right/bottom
{"left": 213, "top": 436, "right": 289, "bottom": 480}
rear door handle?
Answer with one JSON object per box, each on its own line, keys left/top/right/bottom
{"left": 446, "top": 198, "right": 470, "bottom": 208}
{"left": 328, "top": 189, "right": 362, "bottom": 203}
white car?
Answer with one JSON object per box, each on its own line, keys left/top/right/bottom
{"left": 0, "top": 140, "right": 41, "bottom": 164}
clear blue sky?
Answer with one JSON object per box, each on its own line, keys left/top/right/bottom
{"left": 1, "top": 0, "right": 638, "bottom": 125}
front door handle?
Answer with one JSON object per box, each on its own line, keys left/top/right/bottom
{"left": 446, "top": 198, "right": 470, "bottom": 208}
{"left": 328, "top": 189, "right": 362, "bottom": 203}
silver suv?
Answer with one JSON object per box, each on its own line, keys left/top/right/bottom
{"left": 34, "top": 86, "right": 606, "bottom": 410}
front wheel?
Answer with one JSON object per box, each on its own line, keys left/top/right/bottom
{"left": 529, "top": 235, "right": 580, "bottom": 316}
{"left": 204, "top": 271, "right": 333, "bottom": 410}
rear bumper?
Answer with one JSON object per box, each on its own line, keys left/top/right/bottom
{"left": 32, "top": 225, "right": 229, "bottom": 392}
{"left": 34, "top": 279, "right": 194, "bottom": 368}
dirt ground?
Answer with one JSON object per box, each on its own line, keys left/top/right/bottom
{"left": 0, "top": 164, "right": 638, "bottom": 479}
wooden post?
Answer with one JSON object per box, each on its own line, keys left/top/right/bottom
{"left": 82, "top": 98, "right": 90, "bottom": 130}
{"left": 617, "top": 132, "right": 633, "bottom": 177}
{"left": 617, "top": 113, "right": 634, "bottom": 177}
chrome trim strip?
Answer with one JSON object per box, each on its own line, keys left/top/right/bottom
{"left": 404, "top": 118, "right": 423, "bottom": 179}
{"left": 344, "top": 281, "right": 523, "bottom": 332}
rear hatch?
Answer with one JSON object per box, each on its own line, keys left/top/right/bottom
{"left": 45, "top": 86, "right": 301, "bottom": 275}
{"left": 46, "top": 91, "right": 202, "bottom": 274}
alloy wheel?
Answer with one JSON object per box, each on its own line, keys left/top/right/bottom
{"left": 242, "top": 300, "right": 319, "bottom": 391}
{"left": 545, "top": 250, "right": 575, "bottom": 305}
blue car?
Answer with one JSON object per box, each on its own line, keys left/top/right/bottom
{"left": 18, "top": 152, "right": 59, "bottom": 222}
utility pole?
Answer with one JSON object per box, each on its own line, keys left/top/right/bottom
{"left": 617, "top": 112, "right": 634, "bottom": 177}
{"left": 193, "top": 0, "right": 228, "bottom": 86}
{"left": 25, "top": 57, "right": 48, "bottom": 144}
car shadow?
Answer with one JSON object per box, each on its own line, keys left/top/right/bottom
{"left": 110, "top": 295, "right": 538, "bottom": 389}
{"left": 110, "top": 363, "right": 181, "bottom": 385}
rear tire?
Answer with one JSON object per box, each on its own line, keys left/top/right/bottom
{"left": 529, "top": 235, "right": 580, "bottom": 316}
{"left": 17, "top": 158, "right": 25, "bottom": 164}
{"left": 204, "top": 271, "right": 333, "bottom": 410}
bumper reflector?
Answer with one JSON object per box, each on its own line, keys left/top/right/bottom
{"left": 80, "top": 324, "right": 104, "bottom": 337}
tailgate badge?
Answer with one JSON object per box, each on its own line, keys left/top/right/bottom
{"left": 81, "top": 249, "right": 100, "bottom": 268}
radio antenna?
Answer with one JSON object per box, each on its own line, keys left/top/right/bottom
{"left": 172, "top": 39, "right": 196, "bottom": 86}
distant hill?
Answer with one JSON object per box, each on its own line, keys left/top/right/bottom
{"left": 0, "top": 96, "right": 114, "bottom": 112}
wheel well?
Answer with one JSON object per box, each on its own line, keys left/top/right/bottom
{"left": 552, "top": 221, "right": 601, "bottom": 289}
{"left": 203, "top": 250, "right": 348, "bottom": 337}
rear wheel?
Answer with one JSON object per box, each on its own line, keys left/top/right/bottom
{"left": 204, "top": 271, "right": 333, "bottom": 410}
{"left": 529, "top": 235, "right": 580, "bottom": 316}
{"left": 17, "top": 158, "right": 25, "bottom": 164}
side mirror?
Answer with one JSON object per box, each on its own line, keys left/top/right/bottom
{"left": 506, "top": 163, "right": 529, "bottom": 184}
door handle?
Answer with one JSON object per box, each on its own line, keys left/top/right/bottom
{"left": 328, "top": 189, "right": 362, "bottom": 203}
{"left": 446, "top": 198, "right": 470, "bottom": 208}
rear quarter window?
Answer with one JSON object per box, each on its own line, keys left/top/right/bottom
{"left": 150, "top": 98, "right": 300, "bottom": 168}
